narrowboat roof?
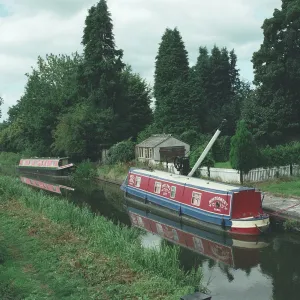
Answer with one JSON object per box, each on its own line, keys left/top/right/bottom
{"left": 129, "top": 168, "right": 255, "bottom": 193}
{"left": 23, "top": 157, "right": 69, "bottom": 160}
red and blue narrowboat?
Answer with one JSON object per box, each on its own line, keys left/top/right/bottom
{"left": 17, "top": 157, "right": 75, "bottom": 176}
{"left": 121, "top": 120, "right": 270, "bottom": 236}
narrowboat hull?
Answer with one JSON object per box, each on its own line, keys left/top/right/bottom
{"left": 121, "top": 168, "right": 270, "bottom": 236}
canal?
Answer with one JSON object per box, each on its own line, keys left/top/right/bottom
{"left": 19, "top": 173, "right": 300, "bottom": 300}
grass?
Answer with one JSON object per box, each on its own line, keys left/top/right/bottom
{"left": 255, "top": 176, "right": 300, "bottom": 198}
{"left": 214, "top": 161, "right": 232, "bottom": 169}
{"left": 0, "top": 175, "right": 205, "bottom": 299}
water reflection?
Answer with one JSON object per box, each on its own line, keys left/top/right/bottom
{"left": 19, "top": 173, "right": 131, "bottom": 226}
{"left": 20, "top": 174, "right": 74, "bottom": 194}
{"left": 126, "top": 204, "right": 269, "bottom": 269}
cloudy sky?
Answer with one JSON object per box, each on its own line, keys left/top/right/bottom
{"left": 0, "top": 0, "right": 281, "bottom": 121}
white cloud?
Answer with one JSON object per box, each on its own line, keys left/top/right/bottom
{"left": 0, "top": 0, "right": 282, "bottom": 120}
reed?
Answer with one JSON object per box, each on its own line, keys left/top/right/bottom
{"left": 0, "top": 175, "right": 205, "bottom": 299}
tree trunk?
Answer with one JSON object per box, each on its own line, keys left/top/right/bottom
{"left": 240, "top": 170, "right": 243, "bottom": 184}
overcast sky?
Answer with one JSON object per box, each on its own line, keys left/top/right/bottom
{"left": 0, "top": 0, "right": 281, "bottom": 121}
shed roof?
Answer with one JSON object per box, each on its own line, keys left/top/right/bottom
{"left": 136, "top": 134, "right": 172, "bottom": 147}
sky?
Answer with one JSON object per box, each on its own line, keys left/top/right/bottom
{"left": 0, "top": 0, "right": 281, "bottom": 121}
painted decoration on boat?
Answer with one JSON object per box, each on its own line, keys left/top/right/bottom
{"left": 127, "top": 171, "right": 231, "bottom": 216}
{"left": 19, "top": 159, "right": 59, "bottom": 168}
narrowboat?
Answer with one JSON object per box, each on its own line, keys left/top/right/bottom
{"left": 126, "top": 204, "right": 270, "bottom": 268}
{"left": 121, "top": 120, "right": 270, "bottom": 236}
{"left": 17, "top": 157, "right": 75, "bottom": 176}
{"left": 20, "top": 175, "right": 74, "bottom": 194}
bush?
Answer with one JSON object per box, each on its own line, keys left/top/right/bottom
{"left": 189, "top": 144, "right": 215, "bottom": 169}
{"left": 107, "top": 140, "right": 135, "bottom": 164}
{"left": 212, "top": 135, "right": 231, "bottom": 162}
{"left": 72, "top": 159, "right": 97, "bottom": 181}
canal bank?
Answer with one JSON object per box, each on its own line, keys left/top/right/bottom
{"left": 0, "top": 175, "right": 205, "bottom": 299}
{"left": 14, "top": 170, "right": 300, "bottom": 300}
{"left": 97, "top": 170, "right": 300, "bottom": 224}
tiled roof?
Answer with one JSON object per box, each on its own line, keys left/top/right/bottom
{"left": 136, "top": 134, "right": 172, "bottom": 147}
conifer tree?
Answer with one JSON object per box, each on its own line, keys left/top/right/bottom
{"left": 230, "top": 120, "right": 259, "bottom": 183}
{"left": 153, "top": 28, "right": 192, "bottom": 134}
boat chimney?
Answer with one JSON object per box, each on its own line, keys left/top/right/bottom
{"left": 188, "top": 119, "right": 227, "bottom": 177}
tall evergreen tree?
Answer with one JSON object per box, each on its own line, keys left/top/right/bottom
{"left": 153, "top": 28, "right": 193, "bottom": 134}
{"left": 79, "top": 0, "right": 133, "bottom": 144}
{"left": 189, "top": 46, "right": 211, "bottom": 132}
{"left": 250, "top": 0, "right": 300, "bottom": 145}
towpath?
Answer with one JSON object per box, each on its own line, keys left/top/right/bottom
{"left": 262, "top": 193, "right": 300, "bottom": 221}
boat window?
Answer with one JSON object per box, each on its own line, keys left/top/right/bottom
{"left": 191, "top": 191, "right": 201, "bottom": 206}
{"left": 170, "top": 186, "right": 176, "bottom": 198}
{"left": 135, "top": 176, "right": 141, "bottom": 187}
{"left": 154, "top": 182, "right": 161, "bottom": 194}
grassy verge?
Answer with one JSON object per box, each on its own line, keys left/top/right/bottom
{"left": 214, "top": 161, "right": 232, "bottom": 169}
{"left": 254, "top": 177, "right": 300, "bottom": 198}
{"left": 0, "top": 175, "right": 205, "bottom": 299}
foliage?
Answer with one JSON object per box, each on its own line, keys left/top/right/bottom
{"left": 107, "top": 139, "right": 135, "bottom": 164}
{"left": 71, "top": 159, "right": 97, "bottom": 181}
{"left": 189, "top": 144, "right": 215, "bottom": 168}
{"left": 153, "top": 27, "right": 194, "bottom": 134}
{"left": 120, "top": 65, "right": 153, "bottom": 140}
{"left": 136, "top": 123, "right": 160, "bottom": 144}
{"left": 259, "top": 142, "right": 300, "bottom": 168}
{"left": 53, "top": 104, "right": 115, "bottom": 160}
{"left": 212, "top": 135, "right": 231, "bottom": 162}
{"left": 229, "top": 120, "right": 259, "bottom": 175}
{"left": 180, "top": 130, "right": 200, "bottom": 149}
{"left": 248, "top": 0, "right": 300, "bottom": 145}
{"left": 0, "top": 96, "right": 3, "bottom": 119}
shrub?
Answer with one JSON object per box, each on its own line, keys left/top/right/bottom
{"left": 72, "top": 159, "right": 97, "bottom": 181}
{"left": 107, "top": 139, "right": 135, "bottom": 164}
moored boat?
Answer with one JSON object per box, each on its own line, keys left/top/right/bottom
{"left": 17, "top": 157, "right": 75, "bottom": 176}
{"left": 121, "top": 120, "right": 270, "bottom": 236}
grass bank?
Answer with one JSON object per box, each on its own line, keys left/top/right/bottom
{"left": 255, "top": 177, "right": 300, "bottom": 198}
{"left": 0, "top": 175, "right": 205, "bottom": 299}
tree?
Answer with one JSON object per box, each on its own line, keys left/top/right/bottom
{"left": 251, "top": 0, "right": 300, "bottom": 145}
{"left": 229, "top": 120, "right": 259, "bottom": 183}
{"left": 80, "top": 0, "right": 130, "bottom": 142}
{"left": 52, "top": 104, "right": 115, "bottom": 160}
{"left": 189, "top": 46, "right": 210, "bottom": 133}
{"left": 120, "top": 66, "right": 153, "bottom": 140}
{"left": 153, "top": 27, "right": 194, "bottom": 134}
{"left": 4, "top": 53, "right": 82, "bottom": 155}
{"left": 0, "top": 96, "right": 3, "bottom": 119}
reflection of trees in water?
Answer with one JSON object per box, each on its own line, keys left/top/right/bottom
{"left": 259, "top": 235, "right": 300, "bottom": 300}
{"left": 69, "top": 181, "right": 131, "bottom": 226}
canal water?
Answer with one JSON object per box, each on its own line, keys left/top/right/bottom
{"left": 19, "top": 173, "right": 300, "bottom": 300}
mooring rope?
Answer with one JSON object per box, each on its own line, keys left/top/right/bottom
{"left": 267, "top": 202, "right": 300, "bottom": 218}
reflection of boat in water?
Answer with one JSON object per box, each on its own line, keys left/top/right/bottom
{"left": 19, "top": 174, "right": 74, "bottom": 194}
{"left": 126, "top": 203, "right": 270, "bottom": 269}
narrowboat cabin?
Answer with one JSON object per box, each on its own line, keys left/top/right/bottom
{"left": 17, "top": 157, "right": 75, "bottom": 176}
{"left": 126, "top": 204, "right": 270, "bottom": 269}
